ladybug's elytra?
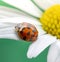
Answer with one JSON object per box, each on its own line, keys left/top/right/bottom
{"left": 15, "top": 22, "right": 38, "bottom": 42}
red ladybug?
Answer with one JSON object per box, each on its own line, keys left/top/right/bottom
{"left": 15, "top": 22, "right": 38, "bottom": 42}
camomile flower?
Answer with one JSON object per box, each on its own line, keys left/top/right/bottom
{"left": 26, "top": 1, "right": 60, "bottom": 62}
{"left": 0, "top": 0, "right": 60, "bottom": 62}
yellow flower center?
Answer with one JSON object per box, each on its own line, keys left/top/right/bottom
{"left": 40, "top": 5, "right": 60, "bottom": 39}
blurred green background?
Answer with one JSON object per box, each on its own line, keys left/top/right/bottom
{"left": 0, "top": 0, "right": 49, "bottom": 62}
{"left": 0, "top": 39, "right": 49, "bottom": 62}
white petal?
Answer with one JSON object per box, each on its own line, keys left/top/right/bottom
{"left": 56, "top": 56, "right": 60, "bottom": 62}
{"left": 54, "top": 39, "right": 60, "bottom": 48}
{"left": 0, "top": 15, "right": 7, "bottom": 18}
{"left": 27, "top": 34, "right": 56, "bottom": 58}
{"left": 0, "top": 6, "right": 23, "bottom": 18}
{"left": 0, "top": 26, "right": 15, "bottom": 35}
{"left": 35, "top": 25, "right": 46, "bottom": 35}
{"left": 4, "top": 0, "right": 40, "bottom": 17}
{"left": 0, "top": 24, "right": 19, "bottom": 40}
{"left": 0, "top": 22, "right": 15, "bottom": 28}
{"left": 47, "top": 42, "right": 60, "bottom": 62}
{"left": 0, "top": 34, "right": 19, "bottom": 40}
{"left": 0, "top": 17, "right": 40, "bottom": 25}
{"left": 52, "top": 0, "right": 60, "bottom": 4}
{"left": 32, "top": 0, "right": 60, "bottom": 11}
{"left": 31, "top": 0, "right": 54, "bottom": 10}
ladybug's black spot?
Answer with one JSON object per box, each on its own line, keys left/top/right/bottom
{"left": 23, "top": 36, "right": 26, "bottom": 40}
{"left": 27, "top": 31, "right": 30, "bottom": 35}
{"left": 20, "top": 31, "right": 23, "bottom": 34}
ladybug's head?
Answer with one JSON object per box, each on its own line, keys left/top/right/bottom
{"left": 15, "top": 22, "right": 28, "bottom": 32}
{"left": 15, "top": 23, "right": 22, "bottom": 32}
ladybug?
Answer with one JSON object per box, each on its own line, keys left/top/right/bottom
{"left": 15, "top": 22, "right": 38, "bottom": 42}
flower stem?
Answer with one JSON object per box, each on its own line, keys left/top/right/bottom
{"left": 0, "top": 1, "right": 39, "bottom": 20}
{"left": 31, "top": 0, "right": 45, "bottom": 12}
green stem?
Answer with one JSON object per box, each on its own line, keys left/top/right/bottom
{"left": 0, "top": 1, "right": 39, "bottom": 20}
{"left": 31, "top": 0, "right": 45, "bottom": 12}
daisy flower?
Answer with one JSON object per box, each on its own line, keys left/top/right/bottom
{"left": 0, "top": 0, "right": 60, "bottom": 62}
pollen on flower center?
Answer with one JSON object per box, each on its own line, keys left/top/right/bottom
{"left": 40, "top": 5, "right": 60, "bottom": 39}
